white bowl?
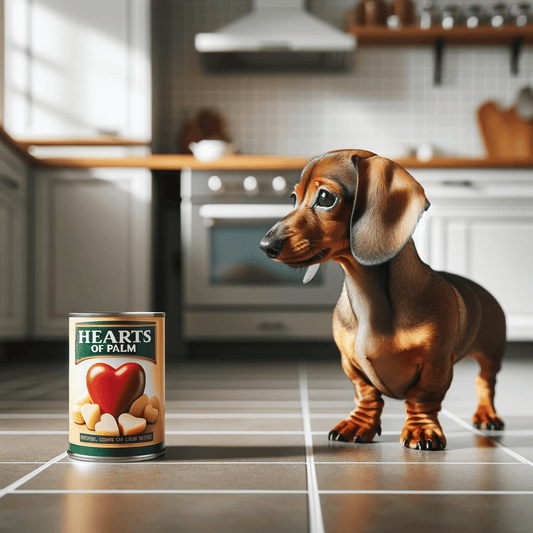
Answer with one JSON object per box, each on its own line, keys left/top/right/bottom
{"left": 188, "top": 140, "right": 234, "bottom": 162}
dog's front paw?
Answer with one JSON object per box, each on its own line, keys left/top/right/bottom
{"left": 328, "top": 417, "right": 381, "bottom": 444}
{"left": 400, "top": 424, "right": 446, "bottom": 450}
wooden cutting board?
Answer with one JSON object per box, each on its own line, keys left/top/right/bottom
{"left": 477, "top": 100, "right": 533, "bottom": 158}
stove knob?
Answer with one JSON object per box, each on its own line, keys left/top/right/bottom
{"left": 272, "top": 176, "right": 287, "bottom": 193}
{"left": 208, "top": 175, "right": 222, "bottom": 193}
{"left": 243, "top": 175, "right": 258, "bottom": 194}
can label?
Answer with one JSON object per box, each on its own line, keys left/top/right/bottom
{"left": 69, "top": 315, "right": 165, "bottom": 459}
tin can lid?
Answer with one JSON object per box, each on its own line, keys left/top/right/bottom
{"left": 69, "top": 312, "right": 165, "bottom": 317}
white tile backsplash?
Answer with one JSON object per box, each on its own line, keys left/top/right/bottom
{"left": 163, "top": 0, "right": 533, "bottom": 159}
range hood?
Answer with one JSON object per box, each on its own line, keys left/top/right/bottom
{"left": 195, "top": 0, "right": 356, "bottom": 72}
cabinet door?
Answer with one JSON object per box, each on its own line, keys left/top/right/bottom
{"left": 421, "top": 200, "right": 533, "bottom": 341}
{"left": 34, "top": 168, "right": 152, "bottom": 337}
{"left": 4, "top": 0, "right": 150, "bottom": 138}
{"left": 0, "top": 190, "right": 27, "bottom": 338}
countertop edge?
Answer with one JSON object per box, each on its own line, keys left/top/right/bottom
{"left": 33, "top": 154, "right": 533, "bottom": 170}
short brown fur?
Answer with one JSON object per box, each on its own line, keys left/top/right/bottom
{"left": 260, "top": 150, "right": 505, "bottom": 450}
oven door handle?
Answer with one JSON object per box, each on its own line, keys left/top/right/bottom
{"left": 199, "top": 204, "right": 292, "bottom": 221}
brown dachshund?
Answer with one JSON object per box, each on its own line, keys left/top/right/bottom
{"left": 260, "top": 149, "right": 505, "bottom": 450}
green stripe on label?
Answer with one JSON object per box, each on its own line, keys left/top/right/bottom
{"left": 69, "top": 442, "right": 165, "bottom": 458}
{"left": 75, "top": 324, "right": 156, "bottom": 363}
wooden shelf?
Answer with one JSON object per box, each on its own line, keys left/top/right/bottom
{"left": 346, "top": 23, "right": 533, "bottom": 46}
{"left": 346, "top": 23, "right": 533, "bottom": 84}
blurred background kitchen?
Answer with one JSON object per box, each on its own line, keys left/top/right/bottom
{"left": 0, "top": 0, "right": 532, "bottom": 362}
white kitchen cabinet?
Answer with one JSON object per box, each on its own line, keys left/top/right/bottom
{"left": 4, "top": 0, "right": 150, "bottom": 139}
{"left": 412, "top": 170, "right": 533, "bottom": 341}
{"left": 0, "top": 140, "right": 28, "bottom": 339}
{"left": 34, "top": 167, "right": 153, "bottom": 337}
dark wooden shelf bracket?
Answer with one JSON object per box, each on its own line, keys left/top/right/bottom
{"left": 511, "top": 36, "right": 523, "bottom": 75}
{"left": 434, "top": 37, "right": 445, "bottom": 85}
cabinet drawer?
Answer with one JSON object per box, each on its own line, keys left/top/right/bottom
{"left": 0, "top": 143, "right": 27, "bottom": 202}
{"left": 184, "top": 311, "right": 335, "bottom": 341}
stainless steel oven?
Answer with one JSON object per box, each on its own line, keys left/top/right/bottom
{"left": 181, "top": 168, "right": 344, "bottom": 340}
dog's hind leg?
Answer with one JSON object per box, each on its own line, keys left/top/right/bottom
{"left": 328, "top": 356, "right": 384, "bottom": 443}
{"left": 466, "top": 279, "right": 506, "bottom": 431}
{"left": 471, "top": 348, "right": 505, "bottom": 430}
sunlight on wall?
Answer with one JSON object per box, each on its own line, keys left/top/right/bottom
{"left": 4, "top": 0, "right": 149, "bottom": 138}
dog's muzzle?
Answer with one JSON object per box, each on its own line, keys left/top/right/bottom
{"left": 260, "top": 224, "right": 286, "bottom": 259}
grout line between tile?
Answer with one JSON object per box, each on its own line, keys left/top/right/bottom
{"left": 1, "top": 431, "right": 68, "bottom": 435}
{"left": 442, "top": 409, "right": 533, "bottom": 467}
{"left": 167, "top": 431, "right": 304, "bottom": 435}
{"left": 166, "top": 414, "right": 303, "bottom": 419}
{"left": 314, "top": 461, "right": 525, "bottom": 465}
{"left": 299, "top": 365, "right": 325, "bottom": 533}
{"left": 0, "top": 413, "right": 408, "bottom": 419}
{"left": 14, "top": 489, "right": 309, "bottom": 495}
{"left": 0, "top": 414, "right": 68, "bottom": 419}
{"left": 0, "top": 452, "right": 68, "bottom": 500}
{"left": 11, "top": 489, "right": 533, "bottom": 496}
{"left": 0, "top": 462, "right": 46, "bottom": 465}
{"left": 62, "top": 461, "right": 306, "bottom": 465}
{"left": 319, "top": 490, "right": 533, "bottom": 495}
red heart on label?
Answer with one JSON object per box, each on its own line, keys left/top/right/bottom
{"left": 86, "top": 362, "right": 146, "bottom": 419}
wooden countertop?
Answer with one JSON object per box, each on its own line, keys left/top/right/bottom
{"left": 4, "top": 129, "right": 533, "bottom": 170}
{"left": 33, "top": 154, "right": 533, "bottom": 170}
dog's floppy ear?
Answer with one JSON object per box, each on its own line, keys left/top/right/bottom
{"left": 350, "top": 154, "right": 430, "bottom": 266}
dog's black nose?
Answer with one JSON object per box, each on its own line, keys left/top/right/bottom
{"left": 260, "top": 236, "right": 285, "bottom": 259}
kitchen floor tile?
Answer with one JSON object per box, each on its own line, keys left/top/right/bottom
{"left": 312, "top": 434, "right": 521, "bottom": 464}
{"left": 165, "top": 416, "right": 303, "bottom": 432}
{"left": 21, "top": 462, "right": 307, "bottom": 491}
{"left": 0, "top": 464, "right": 45, "bottom": 489}
{"left": 491, "top": 435, "right": 533, "bottom": 463}
{"left": 0, "top": 435, "right": 67, "bottom": 462}
{"left": 168, "top": 378, "right": 300, "bottom": 390}
{"left": 316, "top": 463, "right": 533, "bottom": 492}
{"left": 0, "top": 401, "right": 67, "bottom": 414}
{"left": 166, "top": 388, "right": 301, "bottom": 401}
{"left": 163, "top": 434, "right": 306, "bottom": 463}
{"left": 320, "top": 494, "right": 533, "bottom": 533}
{"left": 165, "top": 406, "right": 303, "bottom": 414}
{"left": 0, "top": 417, "right": 69, "bottom": 432}
{"left": 0, "top": 493, "right": 309, "bottom": 533}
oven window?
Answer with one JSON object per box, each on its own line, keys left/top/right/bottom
{"left": 210, "top": 224, "right": 322, "bottom": 286}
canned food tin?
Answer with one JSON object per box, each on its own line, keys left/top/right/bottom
{"left": 68, "top": 312, "right": 165, "bottom": 461}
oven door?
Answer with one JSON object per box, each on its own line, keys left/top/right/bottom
{"left": 183, "top": 203, "right": 344, "bottom": 307}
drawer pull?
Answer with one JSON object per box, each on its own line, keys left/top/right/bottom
{"left": 442, "top": 180, "right": 473, "bottom": 188}
{"left": 0, "top": 174, "right": 20, "bottom": 190}
{"left": 257, "top": 321, "right": 286, "bottom": 332}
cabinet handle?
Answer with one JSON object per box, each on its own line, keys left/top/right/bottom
{"left": 257, "top": 321, "right": 287, "bottom": 332}
{"left": 0, "top": 174, "right": 20, "bottom": 190}
{"left": 442, "top": 180, "right": 473, "bottom": 188}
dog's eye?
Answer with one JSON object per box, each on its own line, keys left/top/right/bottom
{"left": 290, "top": 193, "right": 297, "bottom": 207}
{"left": 316, "top": 189, "right": 336, "bottom": 209}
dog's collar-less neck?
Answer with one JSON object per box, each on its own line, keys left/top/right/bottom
{"left": 336, "top": 239, "right": 429, "bottom": 337}
{"left": 339, "top": 256, "right": 393, "bottom": 337}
